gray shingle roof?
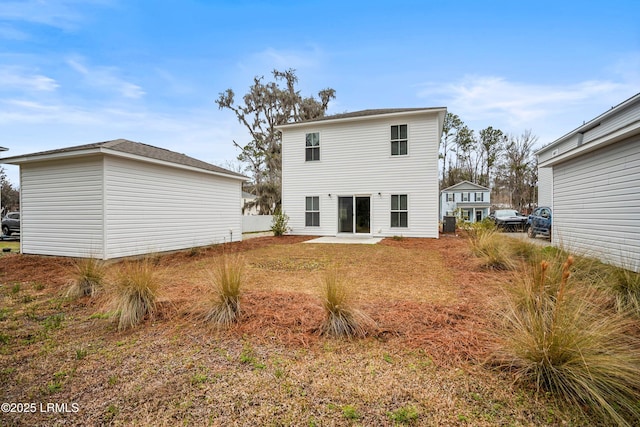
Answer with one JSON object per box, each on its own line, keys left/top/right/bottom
{"left": 1, "top": 139, "right": 247, "bottom": 179}
{"left": 291, "top": 107, "right": 446, "bottom": 125}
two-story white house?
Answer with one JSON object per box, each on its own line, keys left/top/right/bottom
{"left": 278, "top": 107, "right": 446, "bottom": 238}
{"left": 440, "top": 181, "right": 491, "bottom": 223}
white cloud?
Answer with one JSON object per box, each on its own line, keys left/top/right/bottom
{"left": 420, "top": 76, "right": 626, "bottom": 126}
{"left": 67, "top": 57, "right": 145, "bottom": 99}
{"left": 418, "top": 72, "right": 639, "bottom": 144}
{"left": 0, "top": 67, "right": 59, "bottom": 92}
{"left": 0, "top": 0, "right": 116, "bottom": 30}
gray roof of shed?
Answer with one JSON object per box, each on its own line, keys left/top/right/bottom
{"left": 1, "top": 139, "right": 247, "bottom": 179}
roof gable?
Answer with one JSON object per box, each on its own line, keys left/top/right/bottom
{"left": 441, "top": 181, "right": 490, "bottom": 192}
{"left": 1, "top": 139, "right": 247, "bottom": 180}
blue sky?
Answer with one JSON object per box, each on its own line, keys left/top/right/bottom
{"left": 1, "top": 0, "right": 639, "bottom": 185}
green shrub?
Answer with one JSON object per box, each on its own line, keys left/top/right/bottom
{"left": 320, "top": 270, "right": 374, "bottom": 338}
{"left": 271, "top": 209, "right": 290, "bottom": 236}
{"left": 204, "top": 254, "right": 244, "bottom": 327}
{"left": 111, "top": 258, "right": 160, "bottom": 330}
{"left": 66, "top": 257, "right": 106, "bottom": 298}
{"left": 493, "top": 256, "right": 640, "bottom": 426}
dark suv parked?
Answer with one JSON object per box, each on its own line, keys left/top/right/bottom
{"left": 1, "top": 212, "right": 20, "bottom": 236}
{"left": 489, "top": 209, "right": 528, "bottom": 231}
{"left": 527, "top": 207, "right": 552, "bottom": 239}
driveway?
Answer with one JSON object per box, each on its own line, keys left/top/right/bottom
{"left": 502, "top": 231, "right": 552, "bottom": 247}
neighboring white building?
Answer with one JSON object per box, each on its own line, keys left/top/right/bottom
{"left": 0, "top": 139, "right": 247, "bottom": 259}
{"left": 440, "top": 181, "right": 491, "bottom": 223}
{"left": 278, "top": 107, "right": 446, "bottom": 238}
{"left": 242, "top": 191, "right": 259, "bottom": 215}
{"left": 536, "top": 92, "right": 640, "bottom": 271}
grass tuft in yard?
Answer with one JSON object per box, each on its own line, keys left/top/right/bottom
{"left": 203, "top": 254, "right": 244, "bottom": 327}
{"left": 65, "top": 257, "right": 106, "bottom": 298}
{"left": 602, "top": 262, "right": 640, "bottom": 317}
{"left": 319, "top": 269, "right": 374, "bottom": 339}
{"left": 110, "top": 258, "right": 160, "bottom": 330}
{"left": 468, "top": 228, "right": 517, "bottom": 270}
{"left": 492, "top": 255, "right": 640, "bottom": 426}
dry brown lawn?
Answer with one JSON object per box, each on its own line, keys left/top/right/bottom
{"left": 0, "top": 235, "right": 589, "bottom": 426}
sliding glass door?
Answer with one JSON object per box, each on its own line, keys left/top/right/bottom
{"left": 338, "top": 196, "right": 370, "bottom": 234}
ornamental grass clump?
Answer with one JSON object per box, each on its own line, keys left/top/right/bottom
{"left": 604, "top": 261, "right": 640, "bottom": 316}
{"left": 204, "top": 254, "right": 244, "bottom": 328}
{"left": 320, "top": 270, "right": 374, "bottom": 339}
{"left": 493, "top": 255, "right": 640, "bottom": 426}
{"left": 468, "top": 228, "right": 517, "bottom": 270}
{"left": 111, "top": 258, "right": 160, "bottom": 330}
{"left": 65, "top": 257, "right": 106, "bottom": 298}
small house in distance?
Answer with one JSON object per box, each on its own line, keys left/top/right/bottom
{"left": 536, "top": 92, "right": 640, "bottom": 272}
{"left": 440, "top": 181, "right": 491, "bottom": 223}
{"left": 0, "top": 139, "right": 247, "bottom": 259}
{"left": 278, "top": 107, "right": 446, "bottom": 238}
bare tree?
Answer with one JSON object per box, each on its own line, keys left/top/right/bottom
{"left": 496, "top": 130, "right": 538, "bottom": 211}
{"left": 439, "top": 113, "right": 464, "bottom": 186}
{"left": 216, "top": 69, "right": 335, "bottom": 214}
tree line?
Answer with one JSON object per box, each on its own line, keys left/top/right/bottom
{"left": 440, "top": 113, "right": 538, "bottom": 211}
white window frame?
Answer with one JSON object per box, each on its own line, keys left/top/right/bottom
{"left": 305, "top": 132, "right": 320, "bottom": 162}
{"left": 390, "top": 194, "right": 408, "bottom": 228}
{"left": 446, "top": 193, "right": 454, "bottom": 202}
{"left": 305, "top": 196, "right": 320, "bottom": 227}
{"left": 462, "top": 192, "right": 470, "bottom": 202}
{"left": 390, "top": 124, "right": 408, "bottom": 156}
{"left": 474, "top": 192, "right": 484, "bottom": 202}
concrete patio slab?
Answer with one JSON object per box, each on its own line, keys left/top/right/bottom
{"left": 303, "top": 236, "right": 383, "bottom": 245}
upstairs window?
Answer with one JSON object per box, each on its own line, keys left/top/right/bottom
{"left": 391, "top": 194, "right": 408, "bottom": 227}
{"left": 391, "top": 125, "right": 408, "bottom": 156}
{"left": 462, "top": 192, "right": 470, "bottom": 202}
{"left": 447, "top": 193, "right": 454, "bottom": 202}
{"left": 475, "top": 192, "right": 484, "bottom": 202}
{"left": 305, "top": 196, "right": 320, "bottom": 227}
{"left": 305, "top": 132, "right": 320, "bottom": 161}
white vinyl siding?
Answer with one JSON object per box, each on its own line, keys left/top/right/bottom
{"left": 537, "top": 166, "right": 553, "bottom": 207}
{"left": 537, "top": 97, "right": 640, "bottom": 165}
{"left": 104, "top": 156, "right": 241, "bottom": 258}
{"left": 552, "top": 136, "right": 640, "bottom": 271}
{"left": 282, "top": 111, "right": 442, "bottom": 237}
{"left": 20, "top": 157, "right": 105, "bottom": 257}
